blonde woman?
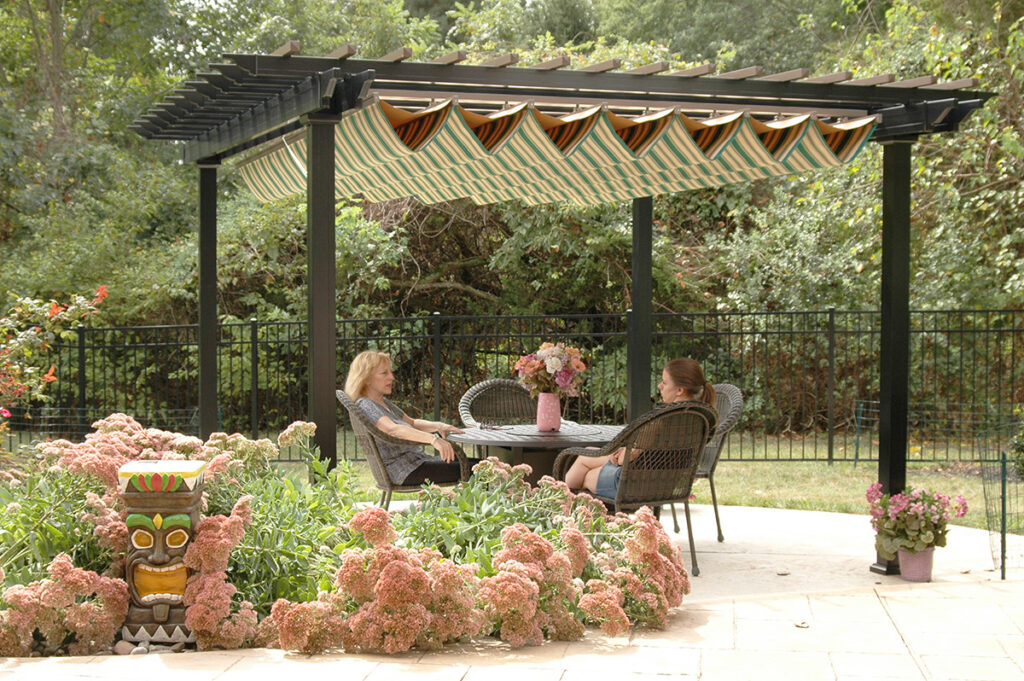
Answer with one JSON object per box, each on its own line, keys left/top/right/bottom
{"left": 345, "top": 350, "right": 471, "bottom": 485}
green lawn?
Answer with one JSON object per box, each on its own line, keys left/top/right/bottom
{"left": 704, "top": 460, "right": 986, "bottom": 530}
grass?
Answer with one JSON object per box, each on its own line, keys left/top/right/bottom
{"left": 702, "top": 460, "right": 986, "bottom": 530}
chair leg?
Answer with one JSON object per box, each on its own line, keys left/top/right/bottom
{"left": 670, "top": 503, "right": 680, "bottom": 533}
{"left": 683, "top": 500, "right": 699, "bottom": 577}
{"left": 709, "top": 475, "right": 724, "bottom": 542}
{"left": 380, "top": 489, "right": 391, "bottom": 510}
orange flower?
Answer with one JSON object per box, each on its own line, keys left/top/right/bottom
{"left": 48, "top": 302, "right": 65, "bottom": 318}
{"left": 42, "top": 365, "right": 57, "bottom": 383}
{"left": 92, "top": 285, "right": 108, "bottom": 305}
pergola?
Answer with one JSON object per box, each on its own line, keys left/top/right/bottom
{"left": 131, "top": 42, "right": 993, "bottom": 574}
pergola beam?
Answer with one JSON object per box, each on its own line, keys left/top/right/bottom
{"left": 183, "top": 68, "right": 373, "bottom": 163}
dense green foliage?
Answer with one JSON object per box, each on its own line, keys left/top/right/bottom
{"left": 0, "top": 0, "right": 1020, "bottom": 323}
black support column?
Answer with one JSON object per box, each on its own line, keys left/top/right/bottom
{"left": 627, "top": 196, "right": 654, "bottom": 422}
{"left": 871, "top": 139, "right": 914, "bottom": 575}
{"left": 305, "top": 113, "right": 340, "bottom": 467}
{"left": 197, "top": 160, "right": 219, "bottom": 438}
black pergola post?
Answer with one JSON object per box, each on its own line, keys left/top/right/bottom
{"left": 197, "top": 160, "right": 219, "bottom": 438}
{"left": 871, "top": 139, "right": 913, "bottom": 575}
{"left": 305, "top": 114, "right": 340, "bottom": 467}
{"left": 627, "top": 196, "right": 654, "bottom": 421}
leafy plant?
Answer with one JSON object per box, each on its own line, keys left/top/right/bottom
{"left": 866, "top": 482, "right": 968, "bottom": 560}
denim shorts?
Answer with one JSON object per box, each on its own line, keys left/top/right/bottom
{"left": 594, "top": 461, "right": 622, "bottom": 498}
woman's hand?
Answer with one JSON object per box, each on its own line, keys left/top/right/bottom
{"left": 608, "top": 447, "right": 626, "bottom": 465}
{"left": 434, "top": 422, "right": 464, "bottom": 436}
{"left": 432, "top": 436, "right": 456, "bottom": 463}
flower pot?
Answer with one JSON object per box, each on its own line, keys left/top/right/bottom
{"left": 897, "top": 546, "right": 935, "bottom": 582}
{"left": 536, "top": 392, "right": 561, "bottom": 431}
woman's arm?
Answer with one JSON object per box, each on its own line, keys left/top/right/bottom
{"left": 608, "top": 446, "right": 643, "bottom": 465}
{"left": 406, "top": 416, "right": 464, "bottom": 437}
{"left": 375, "top": 415, "right": 459, "bottom": 463}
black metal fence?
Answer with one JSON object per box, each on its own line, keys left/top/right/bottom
{"left": 979, "top": 424, "right": 1024, "bottom": 576}
{"left": 4, "top": 309, "right": 1021, "bottom": 463}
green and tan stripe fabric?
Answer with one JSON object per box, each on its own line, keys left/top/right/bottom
{"left": 238, "top": 99, "right": 877, "bottom": 206}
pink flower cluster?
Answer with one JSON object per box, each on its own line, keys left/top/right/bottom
{"left": 81, "top": 491, "right": 128, "bottom": 556}
{"left": 866, "top": 482, "right": 969, "bottom": 559}
{"left": 481, "top": 522, "right": 585, "bottom": 645}
{"left": 347, "top": 506, "right": 397, "bottom": 548}
{"left": 184, "top": 495, "right": 253, "bottom": 574}
{"left": 182, "top": 495, "right": 257, "bottom": 650}
{"left": 35, "top": 413, "right": 208, "bottom": 493}
{"left": 577, "top": 579, "right": 630, "bottom": 636}
{"left": 616, "top": 507, "right": 689, "bottom": 626}
{"left": 271, "top": 510, "right": 485, "bottom": 655}
{"left": 277, "top": 420, "right": 317, "bottom": 449}
{"left": 0, "top": 553, "right": 128, "bottom": 656}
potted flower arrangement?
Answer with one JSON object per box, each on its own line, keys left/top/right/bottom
{"left": 513, "top": 343, "right": 587, "bottom": 431}
{"left": 866, "top": 482, "right": 968, "bottom": 582}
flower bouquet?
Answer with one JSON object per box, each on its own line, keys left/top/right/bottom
{"left": 513, "top": 343, "right": 587, "bottom": 431}
{"left": 512, "top": 342, "right": 587, "bottom": 399}
{"left": 866, "top": 482, "right": 967, "bottom": 561}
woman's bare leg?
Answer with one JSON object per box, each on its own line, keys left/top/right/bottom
{"left": 582, "top": 464, "right": 605, "bottom": 493}
{"left": 564, "top": 454, "right": 609, "bottom": 489}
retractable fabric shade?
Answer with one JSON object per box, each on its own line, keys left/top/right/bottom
{"left": 239, "top": 97, "right": 877, "bottom": 206}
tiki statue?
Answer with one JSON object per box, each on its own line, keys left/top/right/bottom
{"left": 117, "top": 459, "right": 206, "bottom": 644}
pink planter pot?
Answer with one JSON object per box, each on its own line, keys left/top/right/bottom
{"left": 536, "top": 392, "right": 561, "bottom": 431}
{"left": 897, "top": 546, "right": 935, "bottom": 582}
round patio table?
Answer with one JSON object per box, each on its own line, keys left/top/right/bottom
{"left": 448, "top": 421, "right": 624, "bottom": 482}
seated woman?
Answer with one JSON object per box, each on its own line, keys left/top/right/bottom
{"left": 345, "top": 350, "right": 472, "bottom": 486}
{"left": 563, "top": 358, "right": 716, "bottom": 497}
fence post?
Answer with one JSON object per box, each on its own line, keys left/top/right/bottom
{"left": 827, "top": 307, "right": 836, "bottom": 465}
{"left": 432, "top": 312, "right": 442, "bottom": 420}
{"left": 77, "top": 325, "right": 86, "bottom": 409}
{"left": 1001, "top": 450, "right": 1007, "bottom": 580}
{"left": 250, "top": 318, "right": 259, "bottom": 440}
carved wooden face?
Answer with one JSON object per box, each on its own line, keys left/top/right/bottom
{"left": 125, "top": 511, "right": 193, "bottom": 611}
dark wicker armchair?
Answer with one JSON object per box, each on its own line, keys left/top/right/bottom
{"left": 458, "top": 378, "right": 535, "bottom": 428}
{"left": 552, "top": 400, "right": 717, "bottom": 576}
{"left": 670, "top": 383, "right": 744, "bottom": 541}
{"left": 336, "top": 390, "right": 471, "bottom": 509}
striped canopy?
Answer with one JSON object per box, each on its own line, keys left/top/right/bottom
{"left": 239, "top": 97, "right": 877, "bottom": 206}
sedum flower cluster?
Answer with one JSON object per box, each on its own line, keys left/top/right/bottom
{"left": 866, "top": 482, "right": 968, "bottom": 560}
{"left": 183, "top": 495, "right": 258, "bottom": 650}
{"left": 0, "top": 553, "right": 128, "bottom": 656}
{"left": 268, "top": 506, "right": 485, "bottom": 655}
{"left": 513, "top": 342, "right": 587, "bottom": 399}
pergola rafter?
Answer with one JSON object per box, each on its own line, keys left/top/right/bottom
{"left": 131, "top": 44, "right": 995, "bottom": 576}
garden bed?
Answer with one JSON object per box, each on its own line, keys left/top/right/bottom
{"left": 0, "top": 415, "right": 691, "bottom": 657}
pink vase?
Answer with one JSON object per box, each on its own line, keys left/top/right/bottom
{"left": 897, "top": 546, "right": 934, "bottom": 582}
{"left": 536, "top": 392, "right": 561, "bottom": 431}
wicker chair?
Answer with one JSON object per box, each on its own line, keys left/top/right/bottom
{"left": 336, "top": 390, "right": 471, "bottom": 509}
{"left": 552, "top": 400, "right": 717, "bottom": 576}
{"left": 670, "top": 383, "right": 744, "bottom": 541}
{"left": 458, "top": 378, "right": 535, "bottom": 427}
